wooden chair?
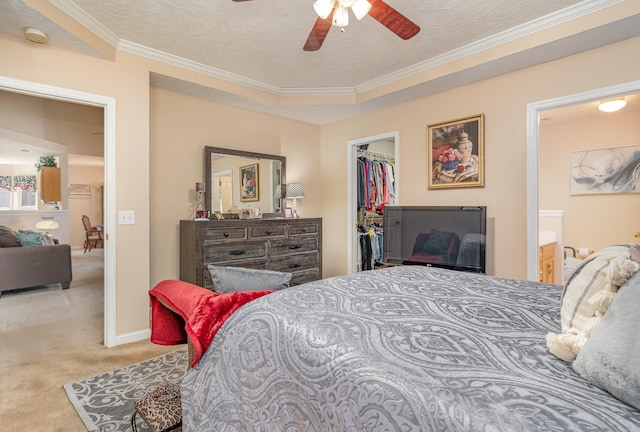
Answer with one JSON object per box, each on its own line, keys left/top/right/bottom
{"left": 82, "top": 214, "right": 103, "bottom": 253}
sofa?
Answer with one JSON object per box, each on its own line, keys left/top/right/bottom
{"left": 0, "top": 225, "right": 73, "bottom": 297}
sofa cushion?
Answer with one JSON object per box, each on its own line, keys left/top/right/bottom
{"left": 16, "top": 230, "right": 48, "bottom": 247}
{"left": 0, "top": 225, "right": 20, "bottom": 247}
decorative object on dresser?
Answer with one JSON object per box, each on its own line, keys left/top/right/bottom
{"left": 194, "top": 182, "right": 209, "bottom": 220}
{"left": 180, "top": 218, "right": 322, "bottom": 288}
{"left": 284, "top": 182, "right": 305, "bottom": 218}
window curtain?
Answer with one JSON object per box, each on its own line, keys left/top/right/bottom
{"left": 0, "top": 175, "right": 37, "bottom": 191}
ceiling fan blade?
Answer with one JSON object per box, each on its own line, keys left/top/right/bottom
{"left": 303, "top": 10, "right": 334, "bottom": 51}
{"left": 368, "top": 0, "right": 420, "bottom": 40}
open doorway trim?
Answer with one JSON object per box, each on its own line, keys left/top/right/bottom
{"left": 0, "top": 75, "right": 117, "bottom": 347}
{"left": 346, "top": 131, "right": 400, "bottom": 274}
{"left": 526, "top": 79, "right": 640, "bottom": 281}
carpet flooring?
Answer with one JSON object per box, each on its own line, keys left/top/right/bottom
{"left": 0, "top": 247, "right": 180, "bottom": 432}
{"left": 65, "top": 347, "right": 187, "bottom": 432}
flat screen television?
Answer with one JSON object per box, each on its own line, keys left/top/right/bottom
{"left": 383, "top": 206, "right": 487, "bottom": 273}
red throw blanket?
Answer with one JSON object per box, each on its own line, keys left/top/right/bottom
{"left": 149, "top": 280, "right": 273, "bottom": 367}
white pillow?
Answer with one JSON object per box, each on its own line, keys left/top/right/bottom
{"left": 546, "top": 245, "right": 639, "bottom": 362}
{"left": 207, "top": 265, "right": 292, "bottom": 294}
{"left": 573, "top": 268, "right": 640, "bottom": 409}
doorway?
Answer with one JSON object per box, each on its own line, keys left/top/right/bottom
{"left": 0, "top": 75, "right": 117, "bottom": 346}
{"left": 347, "top": 131, "right": 400, "bottom": 274}
{"left": 212, "top": 170, "right": 232, "bottom": 213}
{"left": 526, "top": 80, "right": 640, "bottom": 281}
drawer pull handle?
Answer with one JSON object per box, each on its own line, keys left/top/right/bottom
{"left": 289, "top": 244, "right": 302, "bottom": 249}
{"left": 224, "top": 232, "right": 229, "bottom": 237}
{"left": 266, "top": 230, "right": 272, "bottom": 235}
{"left": 289, "top": 263, "right": 301, "bottom": 269}
{"left": 230, "top": 250, "right": 246, "bottom": 256}
{"left": 301, "top": 228, "right": 307, "bottom": 233}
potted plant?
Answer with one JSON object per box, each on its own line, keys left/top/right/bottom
{"left": 36, "top": 155, "right": 61, "bottom": 203}
{"left": 35, "top": 154, "right": 58, "bottom": 171}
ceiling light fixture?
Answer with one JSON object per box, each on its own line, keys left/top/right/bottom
{"left": 598, "top": 97, "right": 627, "bottom": 113}
{"left": 24, "top": 27, "right": 49, "bottom": 44}
{"left": 314, "top": 0, "right": 372, "bottom": 27}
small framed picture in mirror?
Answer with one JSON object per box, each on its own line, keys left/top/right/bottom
{"left": 283, "top": 207, "right": 293, "bottom": 218}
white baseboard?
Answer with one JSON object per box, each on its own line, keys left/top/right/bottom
{"left": 112, "top": 329, "right": 150, "bottom": 347}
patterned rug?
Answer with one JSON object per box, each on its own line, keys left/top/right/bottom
{"left": 64, "top": 347, "right": 188, "bottom": 432}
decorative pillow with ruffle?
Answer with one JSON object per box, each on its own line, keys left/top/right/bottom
{"left": 546, "top": 245, "right": 640, "bottom": 362}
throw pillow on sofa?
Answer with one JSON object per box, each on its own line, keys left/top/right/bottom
{"left": 16, "top": 230, "right": 48, "bottom": 247}
{"left": 0, "top": 225, "right": 20, "bottom": 247}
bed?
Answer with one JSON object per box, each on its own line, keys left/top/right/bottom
{"left": 167, "top": 260, "right": 640, "bottom": 431}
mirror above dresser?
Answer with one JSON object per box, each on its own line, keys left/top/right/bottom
{"left": 204, "top": 146, "right": 286, "bottom": 217}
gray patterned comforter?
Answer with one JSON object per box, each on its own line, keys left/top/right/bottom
{"left": 182, "top": 265, "right": 640, "bottom": 431}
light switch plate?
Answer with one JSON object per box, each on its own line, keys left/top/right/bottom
{"left": 118, "top": 210, "right": 135, "bottom": 225}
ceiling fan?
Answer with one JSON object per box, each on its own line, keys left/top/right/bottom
{"left": 232, "top": 0, "right": 420, "bottom": 51}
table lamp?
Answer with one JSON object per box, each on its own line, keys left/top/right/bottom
{"left": 285, "top": 183, "right": 304, "bottom": 218}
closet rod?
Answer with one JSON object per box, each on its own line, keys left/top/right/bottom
{"left": 357, "top": 150, "right": 395, "bottom": 162}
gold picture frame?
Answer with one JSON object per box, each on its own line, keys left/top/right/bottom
{"left": 427, "top": 114, "right": 484, "bottom": 189}
{"left": 239, "top": 163, "right": 259, "bottom": 202}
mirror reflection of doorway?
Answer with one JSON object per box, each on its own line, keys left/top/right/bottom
{"left": 212, "top": 170, "right": 232, "bottom": 213}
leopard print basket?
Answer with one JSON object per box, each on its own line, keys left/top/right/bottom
{"left": 131, "top": 382, "right": 182, "bottom": 432}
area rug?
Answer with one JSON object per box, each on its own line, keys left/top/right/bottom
{"left": 64, "top": 347, "right": 188, "bottom": 432}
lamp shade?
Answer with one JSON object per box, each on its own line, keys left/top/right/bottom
{"left": 285, "top": 183, "right": 305, "bottom": 199}
{"left": 274, "top": 184, "right": 282, "bottom": 199}
{"left": 35, "top": 219, "right": 59, "bottom": 231}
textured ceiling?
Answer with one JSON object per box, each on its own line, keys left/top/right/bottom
{"left": 1, "top": 0, "right": 639, "bottom": 125}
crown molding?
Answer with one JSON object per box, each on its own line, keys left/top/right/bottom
{"left": 50, "top": 0, "right": 624, "bottom": 99}
{"left": 357, "top": 0, "right": 623, "bottom": 93}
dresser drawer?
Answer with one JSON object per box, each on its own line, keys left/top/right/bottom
{"left": 289, "top": 223, "right": 319, "bottom": 236}
{"left": 270, "top": 236, "right": 319, "bottom": 257}
{"left": 202, "top": 227, "right": 247, "bottom": 242}
{"left": 249, "top": 224, "right": 287, "bottom": 239}
{"left": 271, "top": 252, "right": 319, "bottom": 273}
{"left": 204, "top": 241, "right": 266, "bottom": 263}
{"left": 291, "top": 269, "right": 321, "bottom": 286}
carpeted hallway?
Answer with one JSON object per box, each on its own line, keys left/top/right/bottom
{"left": 0, "top": 248, "right": 177, "bottom": 432}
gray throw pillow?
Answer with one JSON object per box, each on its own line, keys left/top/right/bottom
{"left": 207, "top": 265, "right": 292, "bottom": 294}
{"left": 573, "top": 268, "right": 640, "bottom": 410}
{"left": 423, "top": 229, "right": 455, "bottom": 255}
{"left": 0, "top": 225, "right": 20, "bottom": 247}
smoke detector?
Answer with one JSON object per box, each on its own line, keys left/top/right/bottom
{"left": 24, "top": 27, "right": 49, "bottom": 44}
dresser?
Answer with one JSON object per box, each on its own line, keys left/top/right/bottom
{"left": 180, "top": 218, "right": 322, "bottom": 289}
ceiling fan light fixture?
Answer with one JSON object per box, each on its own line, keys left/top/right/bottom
{"left": 333, "top": 4, "right": 349, "bottom": 27}
{"left": 351, "top": 0, "right": 371, "bottom": 20}
{"left": 598, "top": 97, "right": 627, "bottom": 112}
{"left": 313, "top": 0, "right": 334, "bottom": 19}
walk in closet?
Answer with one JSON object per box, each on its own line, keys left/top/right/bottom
{"left": 355, "top": 141, "right": 397, "bottom": 271}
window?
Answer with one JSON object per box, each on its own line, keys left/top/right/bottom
{"left": 0, "top": 175, "right": 38, "bottom": 210}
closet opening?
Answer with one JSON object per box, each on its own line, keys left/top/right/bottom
{"left": 347, "top": 132, "right": 399, "bottom": 274}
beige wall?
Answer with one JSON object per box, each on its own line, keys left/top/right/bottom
{"left": 319, "top": 37, "right": 640, "bottom": 279}
{"left": 1, "top": 29, "right": 639, "bottom": 340}
{"left": 149, "top": 88, "right": 321, "bottom": 286}
{"left": 540, "top": 109, "right": 640, "bottom": 251}
{"left": 67, "top": 165, "right": 104, "bottom": 247}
